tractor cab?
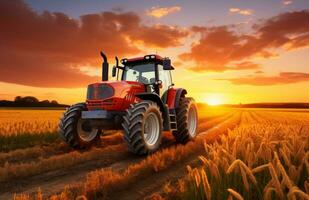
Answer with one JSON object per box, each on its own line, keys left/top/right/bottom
{"left": 112, "top": 55, "right": 174, "bottom": 97}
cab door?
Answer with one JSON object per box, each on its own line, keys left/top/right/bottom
{"left": 157, "top": 64, "right": 173, "bottom": 97}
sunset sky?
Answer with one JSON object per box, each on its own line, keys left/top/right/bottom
{"left": 0, "top": 0, "right": 309, "bottom": 105}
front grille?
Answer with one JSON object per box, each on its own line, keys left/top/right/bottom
{"left": 87, "top": 84, "right": 114, "bottom": 100}
{"left": 97, "top": 84, "right": 114, "bottom": 99}
{"left": 87, "top": 98, "right": 122, "bottom": 110}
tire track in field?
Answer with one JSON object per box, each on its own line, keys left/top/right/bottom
{"left": 108, "top": 111, "right": 242, "bottom": 200}
{"left": 0, "top": 112, "right": 237, "bottom": 199}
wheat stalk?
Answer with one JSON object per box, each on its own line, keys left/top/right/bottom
{"left": 252, "top": 163, "right": 269, "bottom": 174}
{"left": 199, "top": 156, "right": 208, "bottom": 165}
{"left": 200, "top": 169, "right": 211, "bottom": 200}
{"left": 268, "top": 163, "right": 284, "bottom": 199}
{"left": 227, "top": 188, "right": 244, "bottom": 200}
{"left": 240, "top": 166, "right": 249, "bottom": 191}
{"left": 287, "top": 186, "right": 309, "bottom": 200}
{"left": 264, "top": 186, "right": 276, "bottom": 200}
{"left": 274, "top": 152, "right": 293, "bottom": 189}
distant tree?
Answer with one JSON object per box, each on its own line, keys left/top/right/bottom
{"left": 50, "top": 100, "right": 58, "bottom": 105}
{"left": 2, "top": 96, "right": 68, "bottom": 107}
{"left": 22, "top": 96, "right": 39, "bottom": 103}
{"left": 14, "top": 96, "right": 22, "bottom": 102}
{"left": 40, "top": 100, "right": 50, "bottom": 104}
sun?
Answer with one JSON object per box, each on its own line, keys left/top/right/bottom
{"left": 203, "top": 94, "right": 224, "bottom": 106}
{"left": 207, "top": 98, "right": 221, "bottom": 106}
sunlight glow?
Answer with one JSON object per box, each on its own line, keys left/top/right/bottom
{"left": 203, "top": 94, "right": 224, "bottom": 106}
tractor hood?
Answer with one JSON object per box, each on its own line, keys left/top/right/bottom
{"left": 86, "top": 81, "right": 145, "bottom": 111}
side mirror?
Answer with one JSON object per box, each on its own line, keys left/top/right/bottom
{"left": 163, "top": 58, "right": 172, "bottom": 70}
{"left": 112, "top": 66, "right": 117, "bottom": 77}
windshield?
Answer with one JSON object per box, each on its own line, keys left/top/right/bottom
{"left": 122, "top": 63, "right": 156, "bottom": 84}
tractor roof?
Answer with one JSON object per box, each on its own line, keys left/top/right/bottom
{"left": 121, "top": 54, "right": 174, "bottom": 70}
{"left": 121, "top": 54, "right": 164, "bottom": 64}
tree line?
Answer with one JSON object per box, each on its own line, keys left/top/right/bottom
{"left": 0, "top": 96, "right": 68, "bottom": 107}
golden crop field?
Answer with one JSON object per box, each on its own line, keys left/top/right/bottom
{"left": 160, "top": 111, "right": 309, "bottom": 200}
{"left": 0, "top": 109, "right": 64, "bottom": 151}
{"left": 0, "top": 109, "right": 63, "bottom": 136}
{"left": 0, "top": 108, "right": 308, "bottom": 200}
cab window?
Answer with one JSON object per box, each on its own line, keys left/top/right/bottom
{"left": 158, "top": 64, "right": 172, "bottom": 95}
{"left": 122, "top": 63, "right": 156, "bottom": 84}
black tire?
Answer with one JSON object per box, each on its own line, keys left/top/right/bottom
{"left": 172, "top": 97, "right": 198, "bottom": 144}
{"left": 122, "top": 101, "right": 163, "bottom": 155}
{"left": 59, "top": 103, "right": 99, "bottom": 149}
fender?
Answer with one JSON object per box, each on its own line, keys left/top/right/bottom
{"left": 135, "top": 93, "right": 170, "bottom": 131}
{"left": 175, "top": 88, "right": 187, "bottom": 108}
{"left": 166, "top": 88, "right": 187, "bottom": 109}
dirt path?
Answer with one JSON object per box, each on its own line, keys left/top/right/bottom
{"left": 111, "top": 156, "right": 202, "bottom": 200}
{"left": 0, "top": 112, "right": 237, "bottom": 199}
{"left": 111, "top": 111, "right": 242, "bottom": 200}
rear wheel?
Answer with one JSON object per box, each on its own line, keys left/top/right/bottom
{"left": 59, "top": 103, "right": 100, "bottom": 148}
{"left": 172, "top": 97, "right": 198, "bottom": 143}
{"left": 122, "top": 101, "right": 163, "bottom": 155}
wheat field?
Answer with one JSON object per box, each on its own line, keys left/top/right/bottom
{"left": 0, "top": 108, "right": 308, "bottom": 200}
{"left": 160, "top": 111, "right": 309, "bottom": 200}
{"left": 0, "top": 109, "right": 63, "bottom": 151}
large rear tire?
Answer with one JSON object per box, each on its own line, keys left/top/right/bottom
{"left": 172, "top": 97, "right": 198, "bottom": 144}
{"left": 122, "top": 101, "right": 163, "bottom": 155}
{"left": 59, "top": 103, "right": 100, "bottom": 149}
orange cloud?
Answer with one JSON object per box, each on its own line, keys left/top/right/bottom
{"left": 180, "top": 10, "right": 309, "bottom": 72}
{"left": 0, "top": 0, "right": 187, "bottom": 88}
{"left": 146, "top": 6, "right": 181, "bottom": 18}
{"left": 129, "top": 24, "right": 188, "bottom": 48}
{"left": 219, "top": 72, "right": 309, "bottom": 85}
{"left": 227, "top": 61, "right": 260, "bottom": 70}
{"left": 229, "top": 8, "right": 253, "bottom": 15}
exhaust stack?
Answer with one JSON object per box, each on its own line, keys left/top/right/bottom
{"left": 100, "top": 51, "right": 109, "bottom": 81}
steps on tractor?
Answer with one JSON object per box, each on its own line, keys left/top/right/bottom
{"left": 169, "top": 109, "right": 177, "bottom": 131}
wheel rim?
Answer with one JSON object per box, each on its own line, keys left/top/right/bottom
{"left": 188, "top": 106, "right": 197, "bottom": 137}
{"left": 77, "top": 119, "right": 98, "bottom": 142}
{"left": 144, "top": 113, "right": 160, "bottom": 146}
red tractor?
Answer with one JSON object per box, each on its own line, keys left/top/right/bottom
{"left": 59, "top": 51, "right": 198, "bottom": 155}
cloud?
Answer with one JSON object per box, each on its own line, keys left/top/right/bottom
{"left": 227, "top": 61, "right": 260, "bottom": 70}
{"left": 146, "top": 6, "right": 181, "bottom": 18}
{"left": 0, "top": 0, "right": 188, "bottom": 88}
{"left": 219, "top": 72, "right": 309, "bottom": 86}
{"left": 255, "top": 70, "right": 264, "bottom": 74}
{"left": 129, "top": 24, "right": 188, "bottom": 48}
{"left": 229, "top": 8, "right": 253, "bottom": 15}
{"left": 180, "top": 10, "right": 309, "bottom": 72}
{"left": 282, "top": 0, "right": 293, "bottom": 6}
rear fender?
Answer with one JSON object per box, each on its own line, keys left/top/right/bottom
{"left": 135, "top": 93, "right": 170, "bottom": 131}
{"left": 166, "top": 88, "right": 187, "bottom": 109}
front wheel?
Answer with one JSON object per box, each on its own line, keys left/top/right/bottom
{"left": 172, "top": 97, "right": 198, "bottom": 143}
{"left": 59, "top": 103, "right": 100, "bottom": 148}
{"left": 122, "top": 101, "right": 163, "bottom": 155}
